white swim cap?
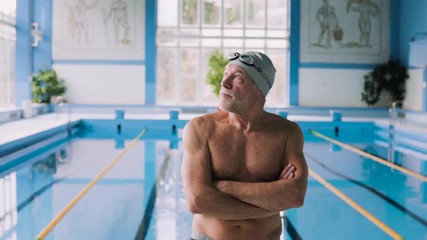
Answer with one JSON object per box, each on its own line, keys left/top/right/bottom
{"left": 228, "top": 51, "right": 276, "bottom": 96}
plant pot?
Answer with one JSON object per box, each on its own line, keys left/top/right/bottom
{"left": 50, "top": 96, "right": 59, "bottom": 104}
{"left": 50, "top": 96, "right": 67, "bottom": 104}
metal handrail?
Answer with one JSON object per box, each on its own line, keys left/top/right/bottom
{"left": 55, "top": 97, "right": 73, "bottom": 135}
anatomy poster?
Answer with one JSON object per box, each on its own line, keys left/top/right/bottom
{"left": 52, "top": 0, "right": 145, "bottom": 60}
{"left": 300, "top": 0, "right": 390, "bottom": 64}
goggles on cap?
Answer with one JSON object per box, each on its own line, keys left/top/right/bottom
{"left": 228, "top": 52, "right": 263, "bottom": 74}
{"left": 228, "top": 52, "right": 272, "bottom": 91}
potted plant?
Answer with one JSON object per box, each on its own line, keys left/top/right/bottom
{"left": 361, "top": 60, "right": 409, "bottom": 107}
{"left": 206, "top": 50, "right": 228, "bottom": 97}
{"left": 32, "top": 68, "right": 67, "bottom": 104}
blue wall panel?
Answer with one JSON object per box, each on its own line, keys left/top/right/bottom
{"left": 400, "top": 0, "right": 427, "bottom": 112}
{"left": 145, "top": 0, "right": 157, "bottom": 104}
{"left": 14, "top": 0, "right": 32, "bottom": 105}
{"left": 289, "top": 0, "right": 300, "bottom": 106}
{"left": 32, "top": 0, "right": 52, "bottom": 71}
{"left": 399, "top": 0, "right": 427, "bottom": 65}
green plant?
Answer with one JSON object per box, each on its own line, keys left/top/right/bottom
{"left": 32, "top": 68, "right": 67, "bottom": 103}
{"left": 206, "top": 50, "right": 228, "bottom": 97}
{"left": 361, "top": 60, "right": 409, "bottom": 106}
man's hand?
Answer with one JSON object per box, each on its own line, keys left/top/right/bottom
{"left": 213, "top": 180, "right": 226, "bottom": 192}
{"left": 279, "top": 163, "right": 296, "bottom": 180}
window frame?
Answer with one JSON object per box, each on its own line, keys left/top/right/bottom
{"left": 156, "top": 0, "right": 290, "bottom": 107}
{"left": 0, "top": 7, "right": 16, "bottom": 109}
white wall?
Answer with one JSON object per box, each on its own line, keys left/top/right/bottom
{"left": 405, "top": 68, "right": 424, "bottom": 111}
{"left": 299, "top": 68, "right": 424, "bottom": 109}
{"left": 53, "top": 64, "right": 145, "bottom": 105}
{"left": 299, "top": 68, "right": 386, "bottom": 107}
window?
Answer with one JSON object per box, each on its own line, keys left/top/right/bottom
{"left": 0, "top": 1, "right": 16, "bottom": 109}
{"left": 0, "top": 173, "right": 17, "bottom": 240}
{"left": 157, "top": 0, "right": 290, "bottom": 107}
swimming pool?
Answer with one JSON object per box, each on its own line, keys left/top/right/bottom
{"left": 0, "top": 120, "right": 426, "bottom": 240}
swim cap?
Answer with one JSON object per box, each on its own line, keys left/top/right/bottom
{"left": 228, "top": 51, "right": 276, "bottom": 97}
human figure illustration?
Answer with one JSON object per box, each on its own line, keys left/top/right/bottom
{"left": 68, "top": 0, "right": 98, "bottom": 44}
{"left": 316, "top": 0, "right": 338, "bottom": 48}
{"left": 348, "top": 0, "right": 380, "bottom": 47}
{"left": 102, "top": 0, "right": 131, "bottom": 45}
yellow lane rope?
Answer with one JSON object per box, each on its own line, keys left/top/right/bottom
{"left": 309, "top": 168, "right": 404, "bottom": 240}
{"left": 36, "top": 128, "right": 147, "bottom": 240}
{"left": 309, "top": 129, "right": 427, "bottom": 182}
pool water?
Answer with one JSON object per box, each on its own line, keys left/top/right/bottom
{"left": 0, "top": 129, "right": 426, "bottom": 239}
{"left": 297, "top": 142, "right": 427, "bottom": 240}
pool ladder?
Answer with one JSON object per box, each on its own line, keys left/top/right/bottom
{"left": 388, "top": 101, "right": 404, "bottom": 163}
{"left": 56, "top": 96, "right": 72, "bottom": 136}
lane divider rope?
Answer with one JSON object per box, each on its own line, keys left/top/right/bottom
{"left": 309, "top": 129, "right": 427, "bottom": 182}
{"left": 36, "top": 128, "right": 147, "bottom": 240}
{"left": 309, "top": 168, "right": 404, "bottom": 240}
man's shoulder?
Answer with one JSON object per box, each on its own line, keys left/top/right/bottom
{"left": 265, "top": 112, "right": 301, "bottom": 131}
{"left": 194, "top": 111, "right": 227, "bottom": 121}
{"left": 186, "top": 111, "right": 227, "bottom": 128}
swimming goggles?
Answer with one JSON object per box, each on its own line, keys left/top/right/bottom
{"left": 228, "top": 52, "right": 263, "bottom": 73}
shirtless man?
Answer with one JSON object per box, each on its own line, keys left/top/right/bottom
{"left": 182, "top": 51, "right": 308, "bottom": 240}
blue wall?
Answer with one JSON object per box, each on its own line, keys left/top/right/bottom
{"left": 32, "top": 0, "right": 52, "bottom": 71}
{"left": 14, "top": 0, "right": 32, "bottom": 106}
{"left": 145, "top": 0, "right": 157, "bottom": 104}
{"left": 289, "top": 0, "right": 300, "bottom": 106}
{"left": 399, "top": 0, "right": 427, "bottom": 112}
{"left": 15, "top": 0, "right": 53, "bottom": 106}
{"left": 398, "top": 0, "right": 427, "bottom": 65}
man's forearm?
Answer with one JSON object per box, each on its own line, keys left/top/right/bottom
{"left": 189, "top": 184, "right": 278, "bottom": 220}
{"left": 215, "top": 179, "right": 305, "bottom": 212}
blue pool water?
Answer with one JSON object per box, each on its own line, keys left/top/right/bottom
{"left": 298, "top": 141, "right": 427, "bottom": 240}
{"left": 0, "top": 125, "right": 426, "bottom": 240}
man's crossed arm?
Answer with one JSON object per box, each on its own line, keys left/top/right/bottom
{"left": 213, "top": 163, "right": 306, "bottom": 212}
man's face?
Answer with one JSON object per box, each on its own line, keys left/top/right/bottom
{"left": 218, "top": 64, "right": 258, "bottom": 113}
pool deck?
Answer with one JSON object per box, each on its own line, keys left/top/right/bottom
{"left": 0, "top": 112, "right": 192, "bottom": 146}
{"left": 1, "top": 110, "right": 426, "bottom": 148}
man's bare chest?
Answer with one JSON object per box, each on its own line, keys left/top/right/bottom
{"left": 208, "top": 131, "right": 285, "bottom": 182}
